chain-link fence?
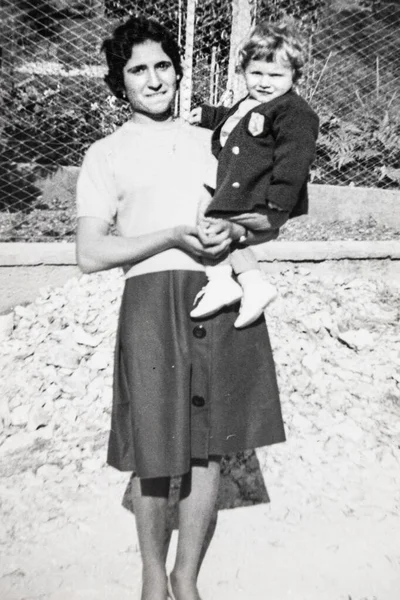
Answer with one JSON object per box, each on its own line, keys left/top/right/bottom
{"left": 1, "top": 0, "right": 399, "bottom": 242}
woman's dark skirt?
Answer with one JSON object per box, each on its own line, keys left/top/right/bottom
{"left": 107, "top": 270, "right": 285, "bottom": 479}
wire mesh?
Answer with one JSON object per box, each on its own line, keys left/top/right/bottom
{"left": 0, "top": 0, "right": 399, "bottom": 242}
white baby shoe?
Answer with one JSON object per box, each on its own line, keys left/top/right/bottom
{"left": 190, "top": 265, "right": 242, "bottom": 319}
{"left": 234, "top": 271, "right": 277, "bottom": 328}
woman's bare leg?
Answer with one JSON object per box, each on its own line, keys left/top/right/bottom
{"left": 130, "top": 475, "right": 171, "bottom": 600}
{"left": 170, "top": 457, "right": 221, "bottom": 600}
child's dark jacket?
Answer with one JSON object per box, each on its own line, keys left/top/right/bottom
{"left": 200, "top": 89, "right": 319, "bottom": 218}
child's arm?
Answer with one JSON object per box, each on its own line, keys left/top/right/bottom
{"left": 266, "top": 105, "right": 319, "bottom": 213}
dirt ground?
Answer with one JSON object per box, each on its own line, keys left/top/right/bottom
{"left": 1, "top": 262, "right": 399, "bottom": 600}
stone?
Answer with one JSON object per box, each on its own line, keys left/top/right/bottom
{"left": 10, "top": 405, "right": 30, "bottom": 427}
{"left": 27, "top": 406, "right": 52, "bottom": 432}
{"left": 86, "top": 350, "right": 111, "bottom": 371}
{"left": 334, "top": 419, "right": 364, "bottom": 442}
{"left": 73, "top": 326, "right": 102, "bottom": 348}
{"left": 291, "top": 413, "right": 313, "bottom": 433}
{"left": 36, "top": 464, "right": 62, "bottom": 481}
{"left": 81, "top": 458, "right": 103, "bottom": 472}
{"left": 302, "top": 351, "right": 322, "bottom": 373}
{"left": 46, "top": 348, "right": 81, "bottom": 370}
{"left": 338, "top": 328, "right": 374, "bottom": 351}
{"left": 0, "top": 432, "right": 36, "bottom": 455}
{"left": 0, "top": 311, "right": 14, "bottom": 339}
{"left": 60, "top": 367, "right": 91, "bottom": 395}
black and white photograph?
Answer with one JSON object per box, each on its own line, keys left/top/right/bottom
{"left": 0, "top": 1, "right": 399, "bottom": 599}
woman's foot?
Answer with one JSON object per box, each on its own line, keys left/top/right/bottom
{"left": 168, "top": 572, "right": 202, "bottom": 600}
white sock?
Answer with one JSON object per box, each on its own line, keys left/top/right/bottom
{"left": 205, "top": 264, "right": 233, "bottom": 281}
{"left": 237, "top": 269, "right": 266, "bottom": 287}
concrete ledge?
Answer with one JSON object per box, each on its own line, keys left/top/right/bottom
{"left": 0, "top": 243, "right": 76, "bottom": 266}
{"left": 254, "top": 241, "right": 400, "bottom": 261}
{"left": 1, "top": 241, "right": 400, "bottom": 266}
{"left": 34, "top": 166, "right": 400, "bottom": 227}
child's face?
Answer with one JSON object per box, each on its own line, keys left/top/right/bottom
{"left": 243, "top": 53, "right": 294, "bottom": 104}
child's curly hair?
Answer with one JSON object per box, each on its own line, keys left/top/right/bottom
{"left": 101, "top": 16, "right": 183, "bottom": 101}
{"left": 237, "top": 20, "right": 305, "bottom": 83}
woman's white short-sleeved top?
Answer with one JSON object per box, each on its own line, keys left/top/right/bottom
{"left": 77, "top": 118, "right": 216, "bottom": 279}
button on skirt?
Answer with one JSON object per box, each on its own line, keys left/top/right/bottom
{"left": 107, "top": 270, "right": 285, "bottom": 479}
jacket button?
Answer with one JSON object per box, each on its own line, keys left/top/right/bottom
{"left": 193, "top": 325, "right": 206, "bottom": 339}
{"left": 232, "top": 146, "right": 240, "bottom": 154}
{"left": 232, "top": 181, "right": 240, "bottom": 188}
{"left": 192, "top": 395, "right": 205, "bottom": 407}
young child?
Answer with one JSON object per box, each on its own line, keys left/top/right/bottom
{"left": 189, "top": 20, "right": 319, "bottom": 328}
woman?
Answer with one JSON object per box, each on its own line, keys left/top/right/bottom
{"left": 76, "top": 16, "right": 285, "bottom": 600}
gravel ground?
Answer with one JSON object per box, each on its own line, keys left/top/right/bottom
{"left": 0, "top": 266, "right": 399, "bottom": 599}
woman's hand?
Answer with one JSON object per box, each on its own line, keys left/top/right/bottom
{"left": 174, "top": 224, "right": 231, "bottom": 259}
{"left": 197, "top": 219, "right": 245, "bottom": 247}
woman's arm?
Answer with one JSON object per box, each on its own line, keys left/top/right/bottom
{"left": 76, "top": 216, "right": 232, "bottom": 274}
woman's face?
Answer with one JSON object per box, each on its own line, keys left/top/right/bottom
{"left": 123, "top": 40, "right": 177, "bottom": 122}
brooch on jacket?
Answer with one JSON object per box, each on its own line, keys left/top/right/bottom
{"left": 248, "top": 112, "right": 265, "bottom": 136}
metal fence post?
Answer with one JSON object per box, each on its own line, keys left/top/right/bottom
{"left": 227, "top": 0, "right": 255, "bottom": 102}
{"left": 179, "top": 0, "right": 196, "bottom": 119}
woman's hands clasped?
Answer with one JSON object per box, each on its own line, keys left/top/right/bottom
{"left": 173, "top": 223, "right": 234, "bottom": 259}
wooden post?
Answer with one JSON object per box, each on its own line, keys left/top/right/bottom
{"left": 209, "top": 46, "right": 217, "bottom": 103}
{"left": 227, "top": 0, "right": 256, "bottom": 103}
{"left": 0, "top": 1, "right": 16, "bottom": 109}
{"left": 179, "top": 0, "right": 196, "bottom": 119}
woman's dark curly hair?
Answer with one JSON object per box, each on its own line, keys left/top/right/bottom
{"left": 101, "top": 16, "right": 183, "bottom": 101}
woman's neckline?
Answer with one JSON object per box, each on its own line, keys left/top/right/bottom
{"left": 126, "top": 116, "right": 183, "bottom": 131}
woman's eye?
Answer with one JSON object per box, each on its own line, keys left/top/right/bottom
{"left": 158, "top": 62, "right": 172, "bottom": 70}
{"left": 129, "top": 66, "right": 146, "bottom": 75}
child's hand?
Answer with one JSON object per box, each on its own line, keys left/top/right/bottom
{"left": 188, "top": 107, "right": 202, "bottom": 125}
{"left": 197, "top": 218, "right": 229, "bottom": 246}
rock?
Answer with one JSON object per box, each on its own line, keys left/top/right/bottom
{"left": 334, "top": 419, "right": 364, "bottom": 442}
{"left": 337, "top": 329, "right": 374, "bottom": 351}
{"left": 0, "top": 432, "right": 36, "bottom": 455}
{"left": 14, "top": 305, "right": 36, "bottom": 319}
{"left": 86, "top": 350, "right": 111, "bottom": 371}
{"left": 300, "top": 314, "right": 322, "bottom": 333}
{"left": 302, "top": 351, "right": 322, "bottom": 373}
{"left": 27, "top": 406, "right": 52, "bottom": 432}
{"left": 60, "top": 367, "right": 91, "bottom": 395}
{"left": 36, "top": 464, "right": 62, "bottom": 481}
{"left": 73, "top": 326, "right": 102, "bottom": 348}
{"left": 0, "top": 312, "right": 14, "bottom": 339}
{"left": 291, "top": 413, "right": 313, "bottom": 433}
{"left": 81, "top": 458, "right": 103, "bottom": 472}
{"left": 46, "top": 348, "right": 81, "bottom": 370}
{"left": 10, "top": 405, "right": 30, "bottom": 427}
